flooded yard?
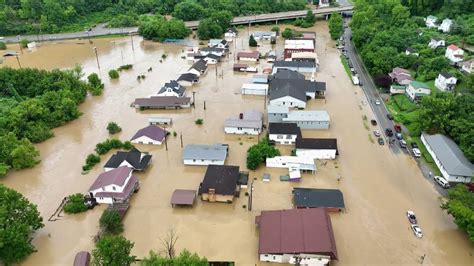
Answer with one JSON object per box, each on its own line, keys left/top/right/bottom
{"left": 1, "top": 22, "right": 473, "bottom": 265}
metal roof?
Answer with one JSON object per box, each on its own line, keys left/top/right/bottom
{"left": 267, "top": 105, "right": 289, "bottom": 114}
{"left": 422, "top": 133, "right": 474, "bottom": 176}
{"left": 293, "top": 188, "right": 345, "bottom": 209}
{"left": 182, "top": 144, "right": 228, "bottom": 161}
{"left": 224, "top": 110, "right": 263, "bottom": 130}
{"left": 283, "top": 110, "right": 330, "bottom": 122}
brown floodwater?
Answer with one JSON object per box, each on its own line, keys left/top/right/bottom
{"left": 1, "top": 22, "right": 473, "bottom": 265}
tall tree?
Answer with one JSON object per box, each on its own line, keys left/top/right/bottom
{"left": 441, "top": 184, "right": 474, "bottom": 242}
{"left": 92, "top": 235, "right": 136, "bottom": 266}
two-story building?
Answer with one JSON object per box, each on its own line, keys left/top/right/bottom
{"left": 435, "top": 71, "right": 457, "bottom": 92}
{"left": 268, "top": 123, "right": 301, "bottom": 145}
{"left": 445, "top": 44, "right": 464, "bottom": 64}
{"left": 406, "top": 81, "right": 431, "bottom": 102}
{"left": 88, "top": 166, "right": 139, "bottom": 204}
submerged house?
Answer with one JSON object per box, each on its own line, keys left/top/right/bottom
{"left": 256, "top": 208, "right": 338, "bottom": 264}
{"left": 130, "top": 125, "right": 166, "bottom": 145}
{"left": 268, "top": 123, "right": 301, "bottom": 145}
{"left": 198, "top": 165, "right": 241, "bottom": 203}
{"left": 177, "top": 73, "right": 199, "bottom": 86}
{"left": 104, "top": 148, "right": 152, "bottom": 172}
{"left": 88, "top": 166, "right": 139, "bottom": 204}
{"left": 295, "top": 138, "right": 338, "bottom": 160}
{"left": 293, "top": 188, "right": 345, "bottom": 212}
{"left": 282, "top": 110, "right": 330, "bottom": 129}
{"left": 266, "top": 156, "right": 316, "bottom": 181}
{"left": 187, "top": 59, "right": 208, "bottom": 76}
{"left": 133, "top": 96, "right": 191, "bottom": 109}
{"left": 224, "top": 110, "right": 263, "bottom": 135}
{"left": 157, "top": 80, "right": 186, "bottom": 97}
{"left": 182, "top": 144, "right": 229, "bottom": 166}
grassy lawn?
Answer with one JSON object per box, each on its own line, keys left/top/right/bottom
{"left": 340, "top": 55, "right": 352, "bottom": 80}
{"left": 425, "top": 80, "right": 437, "bottom": 92}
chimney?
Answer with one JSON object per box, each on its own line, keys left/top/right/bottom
{"left": 239, "top": 113, "right": 244, "bottom": 119}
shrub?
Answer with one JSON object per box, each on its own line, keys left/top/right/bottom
{"left": 249, "top": 35, "right": 257, "bottom": 47}
{"left": 246, "top": 138, "right": 280, "bottom": 170}
{"left": 99, "top": 209, "right": 124, "bottom": 234}
{"left": 195, "top": 119, "right": 204, "bottom": 125}
{"left": 271, "top": 26, "right": 280, "bottom": 33}
{"left": 20, "top": 39, "right": 28, "bottom": 48}
{"left": 117, "top": 64, "right": 133, "bottom": 71}
{"left": 0, "top": 42, "right": 6, "bottom": 50}
{"left": 108, "top": 69, "right": 119, "bottom": 79}
{"left": 282, "top": 28, "right": 294, "bottom": 38}
{"left": 87, "top": 73, "right": 104, "bottom": 96}
{"left": 63, "top": 193, "right": 88, "bottom": 214}
{"left": 107, "top": 122, "right": 122, "bottom": 134}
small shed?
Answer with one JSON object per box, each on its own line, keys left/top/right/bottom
{"left": 74, "top": 251, "right": 91, "bottom": 266}
{"left": 148, "top": 117, "right": 172, "bottom": 126}
{"left": 171, "top": 189, "right": 197, "bottom": 207}
{"left": 252, "top": 74, "right": 269, "bottom": 84}
{"left": 233, "top": 63, "right": 249, "bottom": 71}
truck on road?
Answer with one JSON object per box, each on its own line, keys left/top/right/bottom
{"left": 352, "top": 75, "right": 359, "bottom": 85}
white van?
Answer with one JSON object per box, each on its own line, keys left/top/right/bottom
{"left": 352, "top": 75, "right": 359, "bottom": 85}
{"left": 434, "top": 176, "right": 450, "bottom": 188}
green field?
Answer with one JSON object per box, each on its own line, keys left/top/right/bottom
{"left": 340, "top": 55, "right": 352, "bottom": 79}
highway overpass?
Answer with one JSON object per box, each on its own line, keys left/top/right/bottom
{"left": 184, "top": 6, "right": 354, "bottom": 29}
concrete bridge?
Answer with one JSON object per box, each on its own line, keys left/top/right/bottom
{"left": 184, "top": 6, "right": 354, "bottom": 29}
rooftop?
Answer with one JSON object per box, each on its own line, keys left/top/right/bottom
{"left": 410, "top": 81, "right": 429, "bottom": 89}
{"left": 256, "top": 208, "right": 338, "bottom": 259}
{"left": 171, "top": 189, "right": 197, "bottom": 206}
{"left": 439, "top": 71, "right": 454, "bottom": 79}
{"left": 284, "top": 39, "right": 315, "bottom": 50}
{"left": 177, "top": 73, "right": 199, "bottom": 82}
{"left": 237, "top": 51, "right": 260, "bottom": 58}
{"left": 293, "top": 188, "right": 345, "bottom": 209}
{"left": 269, "top": 123, "right": 301, "bottom": 136}
{"left": 134, "top": 96, "right": 191, "bottom": 108}
{"left": 422, "top": 133, "right": 474, "bottom": 176}
{"left": 273, "top": 60, "right": 316, "bottom": 69}
{"left": 283, "top": 110, "right": 330, "bottom": 122}
{"left": 198, "top": 165, "right": 240, "bottom": 196}
{"left": 131, "top": 124, "right": 166, "bottom": 142}
{"left": 224, "top": 110, "right": 263, "bottom": 130}
{"left": 89, "top": 166, "right": 132, "bottom": 191}
{"left": 158, "top": 80, "right": 186, "bottom": 95}
{"left": 182, "top": 144, "right": 228, "bottom": 161}
{"left": 267, "top": 105, "right": 289, "bottom": 114}
{"left": 104, "top": 148, "right": 152, "bottom": 170}
{"left": 296, "top": 138, "right": 338, "bottom": 152}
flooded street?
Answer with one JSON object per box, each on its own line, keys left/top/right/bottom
{"left": 2, "top": 22, "right": 473, "bottom": 265}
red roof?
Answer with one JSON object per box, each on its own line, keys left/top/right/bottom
{"left": 89, "top": 166, "right": 132, "bottom": 191}
{"left": 237, "top": 51, "right": 260, "bottom": 58}
{"left": 73, "top": 251, "right": 90, "bottom": 266}
{"left": 171, "top": 189, "right": 197, "bottom": 205}
{"left": 256, "top": 208, "right": 338, "bottom": 259}
{"left": 447, "top": 44, "right": 460, "bottom": 50}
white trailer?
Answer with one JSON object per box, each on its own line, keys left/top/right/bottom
{"left": 241, "top": 83, "right": 269, "bottom": 96}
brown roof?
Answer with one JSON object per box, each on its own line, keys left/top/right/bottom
{"left": 256, "top": 208, "right": 338, "bottom": 259}
{"left": 134, "top": 96, "right": 191, "bottom": 108}
{"left": 73, "top": 251, "right": 91, "bottom": 266}
{"left": 171, "top": 189, "right": 197, "bottom": 205}
{"left": 233, "top": 63, "right": 248, "bottom": 68}
{"left": 237, "top": 51, "right": 260, "bottom": 58}
{"left": 131, "top": 124, "right": 166, "bottom": 142}
{"left": 198, "top": 165, "right": 240, "bottom": 196}
{"left": 89, "top": 166, "right": 132, "bottom": 191}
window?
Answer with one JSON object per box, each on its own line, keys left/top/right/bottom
{"left": 112, "top": 186, "right": 116, "bottom": 191}
{"left": 286, "top": 134, "right": 292, "bottom": 139}
{"left": 238, "top": 127, "right": 242, "bottom": 130}
{"left": 277, "top": 135, "right": 283, "bottom": 139}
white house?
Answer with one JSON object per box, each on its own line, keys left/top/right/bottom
{"left": 428, "top": 38, "right": 445, "bottom": 49}
{"left": 266, "top": 156, "right": 316, "bottom": 181}
{"left": 199, "top": 47, "right": 224, "bottom": 57}
{"left": 282, "top": 110, "right": 330, "bottom": 129}
{"left": 268, "top": 123, "right": 301, "bottom": 145}
{"left": 272, "top": 60, "right": 317, "bottom": 74}
{"left": 104, "top": 148, "right": 152, "bottom": 172}
{"left": 182, "top": 144, "right": 228, "bottom": 166}
{"left": 268, "top": 79, "right": 307, "bottom": 109}
{"left": 187, "top": 59, "right": 208, "bottom": 77}
{"left": 224, "top": 29, "right": 237, "bottom": 41}
{"left": 251, "top": 31, "right": 276, "bottom": 41}
{"left": 438, "top": 18, "right": 453, "bottom": 33}
{"left": 319, "top": 0, "right": 329, "bottom": 8}
{"left": 208, "top": 39, "right": 228, "bottom": 49}
{"left": 445, "top": 44, "right": 464, "bottom": 64}
{"left": 157, "top": 80, "right": 186, "bottom": 97}
{"left": 267, "top": 105, "right": 290, "bottom": 123}
{"left": 203, "top": 54, "right": 219, "bottom": 65}
{"left": 421, "top": 133, "right": 474, "bottom": 183}
{"left": 461, "top": 59, "right": 473, "bottom": 74}
{"left": 224, "top": 110, "right": 263, "bottom": 135}
{"left": 237, "top": 51, "right": 260, "bottom": 62}
{"left": 177, "top": 73, "right": 199, "bottom": 87}
{"left": 295, "top": 138, "right": 338, "bottom": 160}
{"left": 405, "top": 47, "right": 419, "bottom": 56}
{"left": 241, "top": 83, "right": 269, "bottom": 96}
{"left": 425, "top": 15, "right": 438, "bottom": 28}
{"left": 88, "top": 166, "right": 139, "bottom": 204}
{"left": 406, "top": 81, "right": 431, "bottom": 102}
{"left": 435, "top": 72, "right": 457, "bottom": 92}
{"left": 130, "top": 125, "right": 166, "bottom": 145}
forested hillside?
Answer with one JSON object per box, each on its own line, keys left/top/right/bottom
{"left": 0, "top": 0, "right": 307, "bottom": 35}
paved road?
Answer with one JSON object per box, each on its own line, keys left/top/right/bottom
{"left": 343, "top": 24, "right": 402, "bottom": 154}
{"left": 2, "top": 6, "right": 353, "bottom": 43}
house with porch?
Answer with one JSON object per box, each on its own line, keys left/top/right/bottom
{"left": 256, "top": 208, "right": 338, "bottom": 264}
{"left": 266, "top": 156, "right": 317, "bottom": 182}
{"left": 435, "top": 71, "right": 457, "bottom": 92}
{"left": 157, "top": 80, "right": 186, "bottom": 97}
{"left": 104, "top": 148, "right": 152, "bottom": 172}
{"left": 224, "top": 110, "right": 263, "bottom": 135}
{"left": 406, "top": 81, "right": 431, "bottom": 102}
{"left": 445, "top": 44, "right": 464, "bottom": 64}
{"left": 421, "top": 133, "right": 474, "bottom": 183}
{"left": 295, "top": 138, "right": 338, "bottom": 160}
{"left": 88, "top": 166, "right": 139, "bottom": 204}
{"left": 198, "top": 165, "right": 241, "bottom": 203}
{"left": 182, "top": 144, "right": 228, "bottom": 166}
{"left": 130, "top": 125, "right": 166, "bottom": 145}
{"left": 269, "top": 123, "right": 301, "bottom": 145}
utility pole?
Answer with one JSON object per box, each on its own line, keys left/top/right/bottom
{"left": 180, "top": 133, "right": 183, "bottom": 148}
{"left": 15, "top": 54, "right": 22, "bottom": 69}
{"left": 121, "top": 50, "right": 124, "bottom": 65}
{"left": 87, "top": 30, "right": 92, "bottom": 44}
{"left": 204, "top": 100, "right": 206, "bottom": 110}
{"left": 129, "top": 31, "right": 135, "bottom": 52}
{"left": 192, "top": 91, "right": 196, "bottom": 109}
{"left": 17, "top": 35, "right": 23, "bottom": 55}
{"left": 93, "top": 47, "right": 100, "bottom": 70}
{"left": 164, "top": 134, "right": 168, "bottom": 151}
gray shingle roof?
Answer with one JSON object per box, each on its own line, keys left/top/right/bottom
{"left": 422, "top": 133, "right": 474, "bottom": 176}
{"left": 273, "top": 60, "right": 316, "bottom": 69}
{"left": 293, "top": 188, "right": 345, "bottom": 209}
{"left": 224, "top": 110, "right": 263, "bottom": 130}
{"left": 131, "top": 125, "right": 166, "bottom": 142}
{"left": 158, "top": 80, "right": 186, "bottom": 95}
{"left": 272, "top": 69, "right": 305, "bottom": 80}
{"left": 182, "top": 144, "right": 228, "bottom": 161}
{"left": 269, "top": 79, "right": 310, "bottom": 101}
{"left": 104, "top": 148, "right": 152, "bottom": 170}
{"left": 177, "top": 73, "right": 199, "bottom": 82}
{"left": 189, "top": 59, "right": 207, "bottom": 72}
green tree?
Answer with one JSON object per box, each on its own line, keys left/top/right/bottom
{"left": 0, "top": 42, "right": 6, "bottom": 50}
{"left": 172, "top": 1, "right": 205, "bottom": 21}
{"left": 304, "top": 9, "right": 315, "bottom": 25}
{"left": 282, "top": 28, "right": 294, "bottom": 38}
{"left": 10, "top": 138, "right": 40, "bottom": 169}
{"left": 141, "top": 249, "right": 208, "bottom": 265}
{"left": 249, "top": 34, "right": 257, "bottom": 47}
{"left": 63, "top": 193, "right": 88, "bottom": 214}
{"left": 92, "top": 235, "right": 136, "bottom": 266}
{"left": 107, "top": 122, "right": 122, "bottom": 134}
{"left": 138, "top": 15, "right": 190, "bottom": 41}
{"left": 0, "top": 185, "right": 44, "bottom": 264}
{"left": 108, "top": 69, "right": 119, "bottom": 79}
{"left": 328, "top": 12, "right": 343, "bottom": 40}
{"left": 246, "top": 138, "right": 280, "bottom": 170}
{"left": 441, "top": 184, "right": 474, "bottom": 242}
{"left": 87, "top": 73, "right": 104, "bottom": 96}
{"left": 20, "top": 38, "right": 28, "bottom": 48}
{"left": 99, "top": 209, "right": 124, "bottom": 235}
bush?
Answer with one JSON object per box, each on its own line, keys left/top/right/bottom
{"left": 107, "top": 122, "right": 122, "bottom": 134}
{"left": 282, "top": 28, "right": 294, "bottom": 38}
{"left": 271, "top": 26, "right": 280, "bottom": 33}
{"left": 99, "top": 209, "right": 124, "bottom": 235}
{"left": 0, "top": 42, "right": 6, "bottom": 50}
{"left": 108, "top": 69, "right": 119, "bottom": 79}
{"left": 20, "top": 39, "right": 28, "bottom": 48}
{"left": 195, "top": 119, "right": 204, "bottom": 125}
{"left": 117, "top": 64, "right": 133, "bottom": 71}
{"left": 249, "top": 35, "right": 257, "bottom": 47}
{"left": 246, "top": 138, "right": 280, "bottom": 170}
{"left": 63, "top": 193, "right": 88, "bottom": 214}
{"left": 87, "top": 73, "right": 104, "bottom": 96}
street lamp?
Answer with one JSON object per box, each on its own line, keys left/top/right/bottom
{"left": 129, "top": 31, "right": 134, "bottom": 52}
{"left": 17, "top": 35, "right": 23, "bottom": 55}
{"left": 93, "top": 47, "right": 100, "bottom": 70}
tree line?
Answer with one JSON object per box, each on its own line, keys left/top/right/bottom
{"left": 0, "top": 0, "right": 307, "bottom": 36}
{"left": 0, "top": 67, "right": 99, "bottom": 177}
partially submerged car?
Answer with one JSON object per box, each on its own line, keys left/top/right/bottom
{"left": 406, "top": 211, "right": 417, "bottom": 224}
{"left": 410, "top": 224, "right": 423, "bottom": 238}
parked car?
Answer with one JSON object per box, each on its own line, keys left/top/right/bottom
{"left": 370, "top": 119, "right": 377, "bottom": 126}
{"left": 410, "top": 224, "right": 423, "bottom": 238}
{"left": 385, "top": 128, "right": 393, "bottom": 137}
{"left": 434, "top": 176, "right": 450, "bottom": 188}
{"left": 387, "top": 113, "right": 394, "bottom": 120}
{"left": 406, "top": 211, "right": 417, "bottom": 224}
{"left": 373, "top": 130, "right": 381, "bottom": 137}
{"left": 375, "top": 100, "right": 381, "bottom": 105}
{"left": 377, "top": 137, "right": 384, "bottom": 145}
{"left": 412, "top": 148, "right": 421, "bottom": 157}
{"left": 394, "top": 124, "right": 402, "bottom": 133}
{"left": 396, "top": 133, "right": 403, "bottom": 140}
{"left": 411, "top": 142, "right": 418, "bottom": 149}
{"left": 399, "top": 139, "right": 407, "bottom": 148}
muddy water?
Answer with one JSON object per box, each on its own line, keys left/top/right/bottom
{"left": 1, "top": 23, "right": 473, "bottom": 265}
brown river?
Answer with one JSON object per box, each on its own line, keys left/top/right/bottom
{"left": 2, "top": 22, "right": 473, "bottom": 265}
